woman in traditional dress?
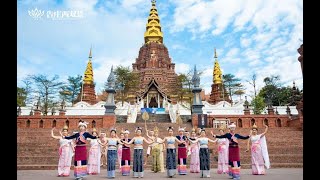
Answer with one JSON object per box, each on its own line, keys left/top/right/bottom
{"left": 123, "top": 127, "right": 153, "bottom": 178}
{"left": 158, "top": 126, "right": 185, "bottom": 178}
{"left": 188, "top": 128, "right": 200, "bottom": 173}
{"left": 246, "top": 124, "right": 270, "bottom": 175}
{"left": 87, "top": 128, "right": 102, "bottom": 175}
{"left": 216, "top": 125, "right": 229, "bottom": 174}
{"left": 176, "top": 127, "right": 188, "bottom": 175}
{"left": 212, "top": 122, "right": 251, "bottom": 180}
{"left": 117, "top": 131, "right": 124, "bottom": 171}
{"left": 51, "top": 126, "right": 74, "bottom": 177}
{"left": 105, "top": 128, "right": 124, "bottom": 178}
{"left": 188, "top": 128, "right": 217, "bottom": 178}
{"left": 63, "top": 121, "right": 98, "bottom": 180}
{"left": 121, "top": 129, "right": 131, "bottom": 176}
{"left": 150, "top": 126, "right": 165, "bottom": 173}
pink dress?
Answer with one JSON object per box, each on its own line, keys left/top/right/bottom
{"left": 189, "top": 137, "right": 200, "bottom": 173}
{"left": 87, "top": 139, "right": 101, "bottom": 174}
{"left": 217, "top": 138, "right": 229, "bottom": 174}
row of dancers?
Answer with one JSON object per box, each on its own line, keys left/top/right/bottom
{"left": 51, "top": 121, "right": 269, "bottom": 180}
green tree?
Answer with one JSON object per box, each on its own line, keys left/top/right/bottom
{"left": 29, "top": 74, "right": 64, "bottom": 116}
{"left": 60, "top": 75, "right": 82, "bottom": 105}
{"left": 109, "top": 65, "right": 139, "bottom": 105}
{"left": 17, "top": 87, "right": 27, "bottom": 106}
{"left": 222, "top": 74, "right": 241, "bottom": 103}
{"left": 251, "top": 95, "right": 266, "bottom": 114}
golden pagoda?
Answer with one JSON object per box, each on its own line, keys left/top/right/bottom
{"left": 144, "top": 0, "right": 163, "bottom": 44}
{"left": 213, "top": 48, "right": 222, "bottom": 84}
{"left": 83, "top": 46, "right": 94, "bottom": 85}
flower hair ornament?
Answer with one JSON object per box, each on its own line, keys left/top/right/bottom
{"left": 135, "top": 126, "right": 143, "bottom": 133}
{"left": 167, "top": 126, "right": 174, "bottom": 131}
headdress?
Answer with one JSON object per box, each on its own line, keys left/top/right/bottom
{"left": 135, "top": 126, "right": 143, "bottom": 133}
{"left": 78, "top": 121, "right": 88, "bottom": 128}
{"left": 62, "top": 125, "right": 68, "bottom": 131}
{"left": 252, "top": 123, "right": 258, "bottom": 130}
{"left": 153, "top": 126, "right": 159, "bottom": 133}
{"left": 178, "top": 126, "right": 185, "bottom": 132}
{"left": 167, "top": 126, "right": 174, "bottom": 131}
{"left": 124, "top": 129, "right": 130, "bottom": 134}
{"left": 228, "top": 122, "right": 236, "bottom": 128}
{"left": 219, "top": 124, "right": 226, "bottom": 131}
{"left": 110, "top": 127, "right": 117, "bottom": 133}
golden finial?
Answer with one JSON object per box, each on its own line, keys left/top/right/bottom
{"left": 252, "top": 123, "right": 258, "bottom": 130}
{"left": 214, "top": 48, "right": 217, "bottom": 58}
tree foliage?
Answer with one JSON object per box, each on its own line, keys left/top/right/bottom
{"left": 29, "top": 74, "right": 64, "bottom": 115}
{"left": 60, "top": 75, "right": 82, "bottom": 105}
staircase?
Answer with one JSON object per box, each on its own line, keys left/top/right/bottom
{"left": 135, "top": 114, "right": 171, "bottom": 123}
{"left": 17, "top": 124, "right": 302, "bottom": 170}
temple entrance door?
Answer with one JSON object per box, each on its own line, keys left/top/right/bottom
{"left": 149, "top": 95, "right": 157, "bottom": 108}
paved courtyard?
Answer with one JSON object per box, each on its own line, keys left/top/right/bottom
{"left": 17, "top": 168, "right": 303, "bottom": 180}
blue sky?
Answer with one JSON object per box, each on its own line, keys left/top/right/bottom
{"left": 18, "top": 0, "right": 303, "bottom": 102}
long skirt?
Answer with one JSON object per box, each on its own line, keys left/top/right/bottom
{"left": 166, "top": 148, "right": 176, "bottom": 177}
{"left": 228, "top": 146, "right": 241, "bottom": 180}
{"left": 177, "top": 147, "right": 187, "bottom": 175}
{"left": 217, "top": 144, "right": 228, "bottom": 174}
{"left": 58, "top": 145, "right": 73, "bottom": 176}
{"left": 87, "top": 145, "right": 101, "bottom": 175}
{"left": 74, "top": 146, "right": 88, "bottom": 178}
{"left": 121, "top": 148, "right": 131, "bottom": 176}
{"left": 133, "top": 149, "right": 144, "bottom": 177}
{"left": 189, "top": 144, "right": 200, "bottom": 173}
{"left": 151, "top": 145, "right": 161, "bottom": 172}
{"left": 107, "top": 150, "right": 117, "bottom": 178}
{"left": 251, "top": 143, "right": 265, "bottom": 175}
{"left": 199, "top": 148, "right": 210, "bottom": 178}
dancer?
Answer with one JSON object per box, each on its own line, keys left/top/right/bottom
{"left": 63, "top": 121, "right": 98, "bottom": 180}
{"left": 99, "top": 131, "right": 107, "bottom": 167}
{"left": 176, "top": 127, "right": 188, "bottom": 175}
{"left": 150, "top": 126, "right": 165, "bottom": 173}
{"left": 51, "top": 126, "right": 74, "bottom": 177}
{"left": 117, "top": 130, "right": 124, "bottom": 171}
{"left": 144, "top": 127, "right": 155, "bottom": 166}
{"left": 216, "top": 125, "right": 229, "bottom": 174}
{"left": 245, "top": 124, "right": 270, "bottom": 175}
{"left": 188, "top": 128, "right": 200, "bottom": 173}
{"left": 105, "top": 128, "right": 124, "bottom": 178}
{"left": 158, "top": 126, "right": 185, "bottom": 178}
{"left": 121, "top": 129, "right": 131, "bottom": 176}
{"left": 123, "top": 127, "right": 153, "bottom": 178}
{"left": 87, "top": 128, "right": 102, "bottom": 175}
{"left": 188, "top": 128, "right": 217, "bottom": 178}
{"left": 212, "top": 122, "right": 251, "bottom": 180}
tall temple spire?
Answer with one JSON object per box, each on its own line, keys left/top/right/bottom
{"left": 213, "top": 48, "right": 222, "bottom": 84}
{"left": 144, "top": 0, "right": 163, "bottom": 44}
{"left": 84, "top": 47, "right": 94, "bottom": 85}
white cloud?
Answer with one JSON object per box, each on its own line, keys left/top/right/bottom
{"left": 175, "top": 63, "right": 191, "bottom": 74}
